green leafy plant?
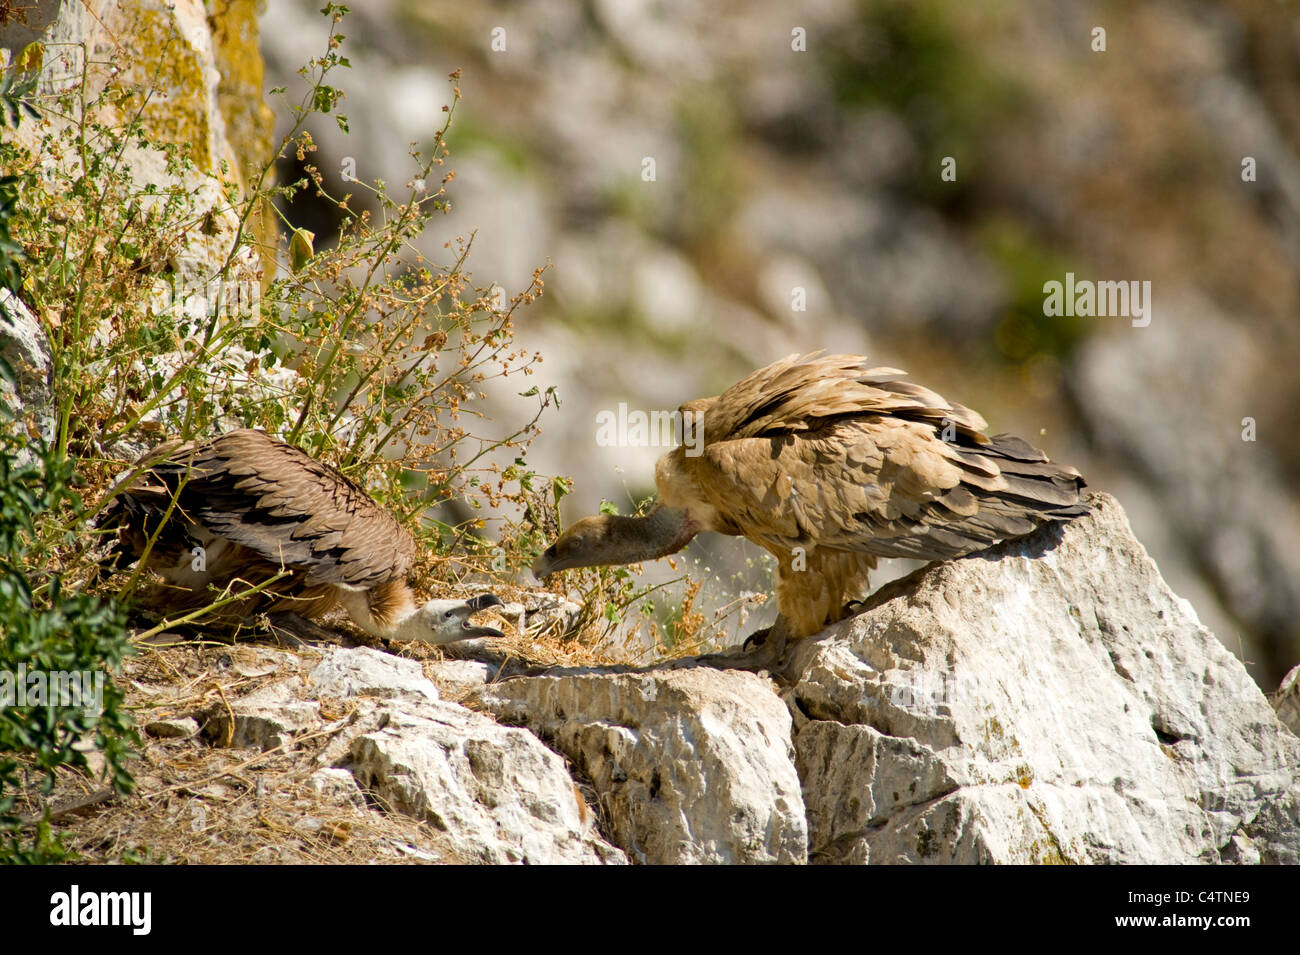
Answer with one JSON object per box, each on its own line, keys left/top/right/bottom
{"left": 0, "top": 45, "right": 40, "bottom": 293}
{"left": 0, "top": 173, "right": 22, "bottom": 295}
{"left": 0, "top": 368, "right": 136, "bottom": 864}
{"left": 0, "top": 57, "right": 40, "bottom": 129}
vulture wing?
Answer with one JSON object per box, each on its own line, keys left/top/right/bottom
{"left": 137, "top": 429, "right": 415, "bottom": 587}
{"left": 681, "top": 354, "right": 1086, "bottom": 561}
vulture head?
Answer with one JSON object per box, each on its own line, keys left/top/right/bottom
{"left": 397, "top": 593, "right": 507, "bottom": 644}
{"left": 532, "top": 507, "right": 700, "bottom": 580}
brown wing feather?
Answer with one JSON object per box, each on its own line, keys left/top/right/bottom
{"left": 140, "top": 430, "right": 415, "bottom": 587}
{"left": 676, "top": 355, "right": 1086, "bottom": 562}
{"left": 691, "top": 353, "right": 990, "bottom": 444}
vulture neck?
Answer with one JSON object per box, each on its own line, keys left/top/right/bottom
{"left": 335, "top": 582, "right": 416, "bottom": 639}
{"left": 600, "top": 506, "right": 699, "bottom": 564}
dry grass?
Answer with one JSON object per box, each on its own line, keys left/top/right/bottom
{"left": 15, "top": 641, "right": 459, "bottom": 864}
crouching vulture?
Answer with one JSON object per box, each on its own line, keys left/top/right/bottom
{"left": 533, "top": 353, "right": 1087, "bottom": 668}
{"left": 100, "top": 429, "right": 504, "bottom": 645}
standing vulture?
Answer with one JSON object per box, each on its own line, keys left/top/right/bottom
{"left": 101, "top": 429, "right": 504, "bottom": 644}
{"left": 533, "top": 353, "right": 1087, "bottom": 664}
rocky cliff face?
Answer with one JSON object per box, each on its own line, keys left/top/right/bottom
{"left": 786, "top": 494, "right": 1299, "bottom": 864}
{"left": 90, "top": 493, "right": 1298, "bottom": 864}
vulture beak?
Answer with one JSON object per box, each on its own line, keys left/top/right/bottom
{"left": 531, "top": 550, "right": 556, "bottom": 582}
{"left": 459, "top": 593, "right": 505, "bottom": 638}
{"left": 532, "top": 547, "right": 585, "bottom": 582}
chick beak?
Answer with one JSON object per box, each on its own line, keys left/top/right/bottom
{"left": 461, "top": 593, "right": 505, "bottom": 638}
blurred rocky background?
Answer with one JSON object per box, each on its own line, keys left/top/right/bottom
{"left": 259, "top": 0, "right": 1300, "bottom": 690}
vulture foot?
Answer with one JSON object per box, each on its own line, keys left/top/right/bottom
{"left": 693, "top": 618, "right": 791, "bottom": 674}
{"left": 841, "top": 599, "right": 868, "bottom": 618}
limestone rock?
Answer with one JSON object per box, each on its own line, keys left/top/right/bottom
{"left": 202, "top": 679, "right": 320, "bottom": 751}
{"left": 144, "top": 717, "right": 200, "bottom": 739}
{"left": 787, "top": 492, "right": 1300, "bottom": 864}
{"left": 308, "top": 647, "right": 439, "bottom": 705}
{"left": 1274, "top": 665, "right": 1300, "bottom": 738}
{"left": 426, "top": 659, "right": 495, "bottom": 696}
{"left": 200, "top": 646, "right": 624, "bottom": 863}
{"left": 0, "top": 289, "right": 54, "bottom": 446}
{"left": 1070, "top": 300, "right": 1300, "bottom": 684}
{"left": 306, "top": 768, "right": 367, "bottom": 809}
{"left": 348, "top": 701, "right": 623, "bottom": 864}
{"left": 475, "top": 667, "right": 806, "bottom": 864}
{"left": 2, "top": 1, "right": 278, "bottom": 441}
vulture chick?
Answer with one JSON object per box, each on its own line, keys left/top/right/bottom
{"left": 101, "top": 429, "right": 504, "bottom": 645}
{"left": 533, "top": 353, "right": 1087, "bottom": 667}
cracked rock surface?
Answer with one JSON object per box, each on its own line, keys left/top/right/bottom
{"left": 786, "top": 493, "right": 1300, "bottom": 864}
{"left": 475, "top": 667, "right": 806, "bottom": 864}
{"left": 204, "top": 646, "right": 625, "bottom": 864}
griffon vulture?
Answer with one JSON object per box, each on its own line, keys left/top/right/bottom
{"left": 101, "top": 429, "right": 504, "bottom": 645}
{"left": 533, "top": 353, "right": 1087, "bottom": 665}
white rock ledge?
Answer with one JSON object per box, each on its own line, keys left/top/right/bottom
{"left": 786, "top": 492, "right": 1300, "bottom": 864}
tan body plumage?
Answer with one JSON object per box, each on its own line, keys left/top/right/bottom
{"left": 535, "top": 353, "right": 1087, "bottom": 641}
{"left": 102, "top": 429, "right": 503, "bottom": 643}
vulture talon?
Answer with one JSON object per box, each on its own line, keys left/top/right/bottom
{"left": 692, "top": 616, "right": 791, "bottom": 674}
{"left": 695, "top": 630, "right": 789, "bottom": 674}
